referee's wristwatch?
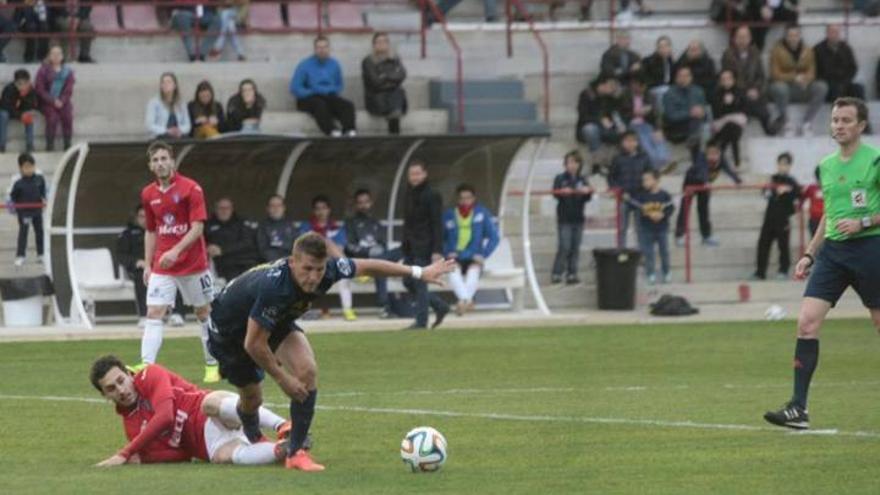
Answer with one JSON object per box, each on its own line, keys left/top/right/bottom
{"left": 861, "top": 216, "right": 873, "bottom": 230}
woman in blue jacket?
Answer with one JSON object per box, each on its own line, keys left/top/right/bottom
{"left": 443, "top": 184, "right": 500, "bottom": 316}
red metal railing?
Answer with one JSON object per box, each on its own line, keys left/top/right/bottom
{"left": 505, "top": 0, "right": 550, "bottom": 124}
{"left": 419, "top": 0, "right": 464, "bottom": 132}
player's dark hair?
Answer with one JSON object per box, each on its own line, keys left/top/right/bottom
{"left": 643, "top": 168, "right": 661, "bottom": 180}
{"left": 784, "top": 23, "right": 801, "bottom": 34}
{"left": 89, "top": 355, "right": 128, "bottom": 392}
{"left": 456, "top": 183, "right": 475, "bottom": 196}
{"left": 814, "top": 166, "right": 821, "bottom": 182}
{"left": 314, "top": 35, "right": 329, "bottom": 46}
{"left": 17, "top": 153, "right": 34, "bottom": 167}
{"left": 147, "top": 140, "right": 174, "bottom": 159}
{"left": 293, "top": 232, "right": 328, "bottom": 259}
{"left": 13, "top": 69, "right": 30, "bottom": 82}
{"left": 777, "top": 152, "right": 793, "bottom": 165}
{"left": 620, "top": 130, "right": 638, "bottom": 142}
{"left": 408, "top": 159, "right": 427, "bottom": 171}
{"left": 311, "top": 194, "right": 331, "bottom": 208}
{"left": 354, "top": 188, "right": 371, "bottom": 199}
{"left": 832, "top": 97, "right": 869, "bottom": 123}
{"left": 563, "top": 150, "right": 584, "bottom": 176}
{"left": 372, "top": 32, "right": 388, "bottom": 44}
{"left": 705, "top": 139, "right": 721, "bottom": 150}
{"left": 266, "top": 194, "right": 284, "bottom": 204}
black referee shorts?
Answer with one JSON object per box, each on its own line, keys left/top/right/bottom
{"left": 804, "top": 235, "right": 880, "bottom": 308}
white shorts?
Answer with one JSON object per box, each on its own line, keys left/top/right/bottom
{"left": 146, "top": 270, "right": 214, "bottom": 308}
{"left": 203, "top": 416, "right": 249, "bottom": 462}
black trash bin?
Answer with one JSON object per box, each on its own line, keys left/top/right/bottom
{"left": 593, "top": 248, "right": 641, "bottom": 310}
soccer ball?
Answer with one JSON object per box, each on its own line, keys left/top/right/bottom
{"left": 764, "top": 304, "right": 787, "bottom": 321}
{"left": 400, "top": 426, "right": 447, "bottom": 473}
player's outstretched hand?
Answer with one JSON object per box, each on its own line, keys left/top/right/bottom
{"left": 423, "top": 258, "right": 457, "bottom": 287}
{"left": 95, "top": 454, "right": 128, "bottom": 467}
{"left": 794, "top": 256, "right": 813, "bottom": 281}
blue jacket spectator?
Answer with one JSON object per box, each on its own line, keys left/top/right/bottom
{"left": 662, "top": 66, "right": 708, "bottom": 145}
{"left": 290, "top": 55, "right": 344, "bottom": 99}
{"left": 290, "top": 36, "right": 356, "bottom": 136}
{"left": 442, "top": 203, "right": 499, "bottom": 261}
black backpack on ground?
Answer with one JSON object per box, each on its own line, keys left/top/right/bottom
{"left": 650, "top": 294, "right": 699, "bottom": 316}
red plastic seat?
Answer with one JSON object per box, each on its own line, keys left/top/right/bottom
{"left": 287, "top": 2, "right": 320, "bottom": 30}
{"left": 248, "top": 3, "right": 286, "bottom": 31}
{"left": 121, "top": 5, "right": 163, "bottom": 32}
{"left": 327, "top": 2, "right": 364, "bottom": 29}
{"left": 90, "top": 4, "right": 122, "bottom": 33}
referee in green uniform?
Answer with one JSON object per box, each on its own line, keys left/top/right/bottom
{"left": 764, "top": 97, "right": 880, "bottom": 430}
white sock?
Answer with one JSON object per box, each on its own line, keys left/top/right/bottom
{"left": 464, "top": 265, "right": 481, "bottom": 301}
{"left": 338, "top": 279, "right": 352, "bottom": 310}
{"left": 231, "top": 442, "right": 278, "bottom": 465}
{"left": 218, "top": 396, "right": 286, "bottom": 431}
{"left": 448, "top": 266, "right": 467, "bottom": 301}
{"left": 199, "top": 317, "right": 218, "bottom": 366}
{"left": 141, "top": 319, "right": 164, "bottom": 364}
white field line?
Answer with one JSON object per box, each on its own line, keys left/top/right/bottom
{"left": 2, "top": 394, "right": 879, "bottom": 440}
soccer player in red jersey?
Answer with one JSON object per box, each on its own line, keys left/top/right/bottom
{"left": 139, "top": 141, "right": 218, "bottom": 382}
{"left": 90, "top": 355, "right": 290, "bottom": 467}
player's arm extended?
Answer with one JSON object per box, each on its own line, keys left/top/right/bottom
{"left": 354, "top": 258, "right": 456, "bottom": 286}
{"left": 244, "top": 319, "right": 308, "bottom": 401}
{"left": 116, "top": 374, "right": 176, "bottom": 460}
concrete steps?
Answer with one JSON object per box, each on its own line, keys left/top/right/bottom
{"left": 430, "top": 79, "right": 549, "bottom": 134}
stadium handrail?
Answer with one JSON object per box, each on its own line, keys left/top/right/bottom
{"left": 419, "top": 0, "right": 464, "bottom": 132}
{"left": 505, "top": 0, "right": 550, "bottom": 124}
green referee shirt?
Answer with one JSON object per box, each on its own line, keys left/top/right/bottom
{"left": 819, "top": 142, "right": 880, "bottom": 241}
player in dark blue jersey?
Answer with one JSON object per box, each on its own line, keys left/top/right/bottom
{"left": 208, "top": 232, "right": 454, "bottom": 471}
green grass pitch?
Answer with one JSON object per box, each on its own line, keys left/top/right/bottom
{"left": 1, "top": 320, "right": 878, "bottom": 494}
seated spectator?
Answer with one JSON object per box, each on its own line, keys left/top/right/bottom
{"left": 622, "top": 77, "right": 671, "bottom": 170}
{"left": 299, "top": 194, "right": 356, "bottom": 321}
{"left": 188, "top": 80, "right": 225, "bottom": 139}
{"left": 721, "top": 25, "right": 777, "bottom": 135}
{"left": 674, "top": 142, "right": 741, "bottom": 247}
{"left": 205, "top": 197, "right": 259, "bottom": 282}
{"left": 0, "top": 9, "right": 14, "bottom": 63}
{"left": 8, "top": 152, "right": 45, "bottom": 267}
{"left": 442, "top": 184, "right": 499, "bottom": 316}
{"left": 710, "top": 70, "right": 748, "bottom": 168}
{"left": 257, "top": 194, "right": 296, "bottom": 263}
{"left": 34, "top": 45, "right": 75, "bottom": 151}
{"left": 208, "top": 0, "right": 246, "bottom": 61}
{"left": 752, "top": 0, "right": 799, "bottom": 50}
{"left": 633, "top": 169, "right": 674, "bottom": 285}
{"left": 345, "top": 188, "right": 396, "bottom": 318}
{"left": 600, "top": 30, "right": 641, "bottom": 84}
{"left": 576, "top": 74, "right": 627, "bottom": 154}
{"left": 551, "top": 151, "right": 593, "bottom": 285}
{"left": 814, "top": 23, "right": 864, "bottom": 102}
{"left": 0, "top": 69, "right": 37, "bottom": 153}
{"left": 225, "top": 79, "right": 264, "bottom": 133}
{"left": 116, "top": 205, "right": 147, "bottom": 327}
{"left": 662, "top": 66, "right": 708, "bottom": 147}
{"left": 145, "top": 72, "right": 191, "bottom": 139}
{"left": 291, "top": 36, "right": 357, "bottom": 137}
{"left": 362, "top": 32, "right": 407, "bottom": 135}
{"left": 170, "top": 2, "right": 220, "bottom": 62}
{"left": 432, "top": 0, "right": 497, "bottom": 23}
{"left": 768, "top": 24, "right": 828, "bottom": 137}
{"left": 50, "top": 0, "right": 95, "bottom": 63}
{"left": 607, "top": 131, "right": 651, "bottom": 248}
{"left": 801, "top": 166, "right": 823, "bottom": 237}
{"left": 676, "top": 40, "right": 717, "bottom": 97}
{"left": 14, "top": 0, "right": 50, "bottom": 63}
{"left": 640, "top": 36, "right": 674, "bottom": 107}
{"left": 753, "top": 152, "right": 800, "bottom": 280}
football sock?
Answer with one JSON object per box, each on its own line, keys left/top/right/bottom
{"left": 140, "top": 319, "right": 164, "bottom": 364}
{"left": 231, "top": 442, "right": 278, "bottom": 465}
{"left": 220, "top": 395, "right": 285, "bottom": 431}
{"left": 198, "top": 317, "right": 218, "bottom": 366}
{"left": 237, "top": 403, "right": 264, "bottom": 443}
{"left": 289, "top": 390, "right": 317, "bottom": 454}
{"left": 791, "top": 338, "right": 819, "bottom": 409}
{"left": 338, "top": 279, "right": 353, "bottom": 310}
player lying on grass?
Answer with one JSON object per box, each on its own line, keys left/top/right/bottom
{"left": 90, "top": 355, "right": 291, "bottom": 467}
{"left": 208, "top": 232, "right": 455, "bottom": 471}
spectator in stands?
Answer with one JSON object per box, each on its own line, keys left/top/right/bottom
{"left": 600, "top": 30, "right": 641, "bottom": 84}
{"left": 145, "top": 72, "right": 191, "bottom": 139}
{"left": 551, "top": 151, "right": 593, "bottom": 285}
{"left": 401, "top": 159, "right": 450, "bottom": 329}
{"left": 710, "top": 70, "right": 748, "bottom": 168}
{"left": 170, "top": 2, "right": 220, "bottom": 62}
{"left": 298, "top": 194, "right": 356, "bottom": 321}
{"left": 608, "top": 131, "right": 650, "bottom": 248}
{"left": 362, "top": 32, "right": 407, "bottom": 135}
{"left": 721, "top": 26, "right": 778, "bottom": 136}
{"left": 622, "top": 77, "right": 671, "bottom": 171}
{"left": 751, "top": 0, "right": 799, "bottom": 50}
{"left": 345, "top": 188, "right": 395, "bottom": 318}
{"left": 116, "top": 204, "right": 147, "bottom": 327}
{"left": 676, "top": 40, "right": 717, "bottom": 97}
{"left": 256, "top": 194, "right": 296, "bottom": 263}
{"left": 0, "top": 7, "right": 15, "bottom": 63}
{"left": 208, "top": 0, "right": 246, "bottom": 61}
{"left": 34, "top": 45, "right": 75, "bottom": 151}
{"left": 674, "top": 142, "right": 741, "bottom": 247}
{"left": 768, "top": 24, "right": 828, "bottom": 137}
{"left": 291, "top": 36, "right": 357, "bottom": 137}
{"left": 662, "top": 66, "right": 708, "bottom": 147}
{"left": 225, "top": 78, "right": 264, "bottom": 133}
{"left": 442, "top": 184, "right": 499, "bottom": 316}
{"left": 753, "top": 152, "right": 800, "bottom": 280}
{"left": 814, "top": 23, "right": 864, "bottom": 102}
{"left": 205, "top": 197, "right": 259, "bottom": 282}
{"left": 51, "top": 0, "right": 95, "bottom": 63}
{"left": 634, "top": 169, "right": 674, "bottom": 285}
{"left": 14, "top": 0, "right": 50, "bottom": 63}
{"left": 801, "top": 165, "right": 823, "bottom": 237}
{"left": 432, "top": 0, "right": 497, "bottom": 23}
{"left": 188, "top": 80, "right": 225, "bottom": 139}
{"left": 7, "top": 152, "right": 45, "bottom": 267}
{"left": 640, "top": 35, "right": 674, "bottom": 106}
{"left": 576, "top": 74, "right": 626, "bottom": 155}
{"left": 0, "top": 69, "right": 37, "bottom": 153}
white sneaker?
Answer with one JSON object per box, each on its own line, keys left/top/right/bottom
{"left": 168, "top": 313, "right": 185, "bottom": 327}
{"left": 14, "top": 257, "right": 24, "bottom": 267}
{"left": 137, "top": 317, "right": 147, "bottom": 328}
{"left": 330, "top": 129, "right": 343, "bottom": 137}
{"left": 345, "top": 129, "right": 357, "bottom": 137}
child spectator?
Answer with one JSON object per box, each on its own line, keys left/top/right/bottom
{"left": 362, "top": 32, "right": 408, "bottom": 135}
{"left": 188, "top": 80, "right": 225, "bottom": 139}
{"left": 145, "top": 72, "right": 191, "bottom": 139}
{"left": 208, "top": 0, "right": 247, "bottom": 61}
{"left": 551, "top": 151, "right": 593, "bottom": 284}
{"left": 116, "top": 205, "right": 147, "bottom": 327}
{"left": 801, "top": 165, "right": 823, "bottom": 237}
{"left": 754, "top": 152, "right": 801, "bottom": 280}
{"left": 7, "top": 153, "right": 46, "bottom": 267}
{"left": 35, "top": 45, "right": 75, "bottom": 151}
{"left": 608, "top": 131, "right": 650, "bottom": 247}
{"left": 633, "top": 169, "right": 674, "bottom": 284}
{"left": 675, "top": 142, "right": 741, "bottom": 247}
{"left": 226, "top": 79, "right": 264, "bottom": 133}
{"left": 0, "top": 69, "right": 37, "bottom": 153}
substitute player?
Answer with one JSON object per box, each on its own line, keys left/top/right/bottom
{"left": 764, "top": 97, "right": 880, "bottom": 430}
{"left": 90, "top": 355, "right": 290, "bottom": 466}
{"left": 140, "top": 141, "right": 218, "bottom": 382}
{"left": 209, "top": 232, "right": 454, "bottom": 471}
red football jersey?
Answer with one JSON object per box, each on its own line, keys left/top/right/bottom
{"left": 802, "top": 183, "right": 824, "bottom": 222}
{"left": 115, "top": 364, "right": 210, "bottom": 462}
{"left": 141, "top": 173, "right": 209, "bottom": 276}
